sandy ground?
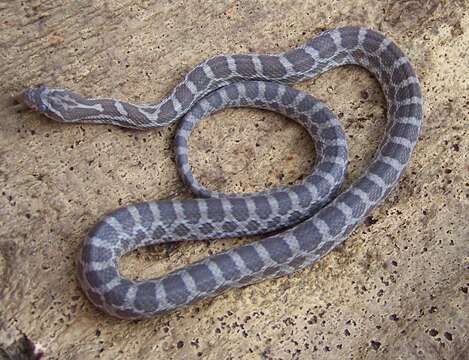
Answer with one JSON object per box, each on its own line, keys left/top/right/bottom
{"left": 0, "top": 1, "right": 468, "bottom": 359}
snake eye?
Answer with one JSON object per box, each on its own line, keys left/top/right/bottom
{"left": 38, "top": 103, "right": 47, "bottom": 112}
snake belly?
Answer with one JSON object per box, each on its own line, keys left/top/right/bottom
{"left": 20, "top": 27, "right": 423, "bottom": 319}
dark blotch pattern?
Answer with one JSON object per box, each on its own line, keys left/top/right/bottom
{"left": 224, "top": 84, "right": 239, "bottom": 99}
{"left": 136, "top": 203, "right": 156, "bottom": 230}
{"left": 236, "top": 245, "right": 264, "bottom": 272}
{"left": 174, "top": 84, "right": 194, "bottom": 108}
{"left": 157, "top": 201, "right": 177, "bottom": 225}
{"left": 245, "top": 82, "right": 259, "bottom": 99}
{"left": 231, "top": 198, "right": 249, "bottom": 222}
{"left": 258, "top": 55, "right": 287, "bottom": 78}
{"left": 372, "top": 160, "right": 399, "bottom": 185}
{"left": 264, "top": 82, "right": 279, "bottom": 101}
{"left": 272, "top": 192, "right": 293, "bottom": 215}
{"left": 318, "top": 207, "right": 347, "bottom": 236}
{"left": 212, "top": 254, "right": 242, "bottom": 281}
{"left": 181, "top": 200, "right": 201, "bottom": 224}
{"left": 207, "top": 92, "right": 223, "bottom": 108}
{"left": 284, "top": 49, "right": 316, "bottom": 73}
{"left": 82, "top": 244, "right": 112, "bottom": 263}
{"left": 263, "top": 237, "right": 293, "bottom": 263}
{"left": 159, "top": 99, "right": 178, "bottom": 121}
{"left": 281, "top": 91, "right": 297, "bottom": 106}
{"left": 104, "top": 280, "right": 132, "bottom": 307}
{"left": 311, "top": 33, "right": 337, "bottom": 59}
{"left": 206, "top": 56, "right": 232, "bottom": 78}
{"left": 206, "top": 198, "right": 225, "bottom": 223}
{"left": 342, "top": 192, "right": 366, "bottom": 218}
{"left": 356, "top": 177, "right": 383, "bottom": 202}
{"left": 88, "top": 221, "right": 119, "bottom": 243}
{"left": 86, "top": 267, "right": 118, "bottom": 288}
{"left": 233, "top": 55, "right": 257, "bottom": 76}
{"left": 162, "top": 275, "right": 191, "bottom": 305}
{"left": 252, "top": 196, "right": 272, "bottom": 219}
{"left": 382, "top": 142, "right": 411, "bottom": 164}
{"left": 112, "top": 208, "right": 135, "bottom": 235}
{"left": 187, "top": 66, "right": 210, "bottom": 90}
{"left": 392, "top": 62, "right": 413, "bottom": 84}
{"left": 134, "top": 282, "right": 158, "bottom": 311}
{"left": 293, "top": 223, "right": 323, "bottom": 252}
{"left": 188, "top": 264, "right": 217, "bottom": 292}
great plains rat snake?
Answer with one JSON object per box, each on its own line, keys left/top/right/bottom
{"left": 19, "top": 27, "right": 422, "bottom": 319}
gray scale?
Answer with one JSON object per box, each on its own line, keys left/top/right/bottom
{"left": 19, "top": 26, "right": 422, "bottom": 319}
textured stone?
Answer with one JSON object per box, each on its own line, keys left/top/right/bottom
{"left": 0, "top": 1, "right": 467, "bottom": 359}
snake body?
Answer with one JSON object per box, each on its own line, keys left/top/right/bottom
{"left": 20, "top": 27, "right": 422, "bottom": 319}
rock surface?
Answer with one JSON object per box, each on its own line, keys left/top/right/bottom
{"left": 0, "top": 1, "right": 467, "bottom": 359}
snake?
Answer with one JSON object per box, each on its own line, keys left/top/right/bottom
{"left": 18, "top": 26, "right": 422, "bottom": 320}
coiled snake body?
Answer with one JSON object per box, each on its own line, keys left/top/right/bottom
{"left": 20, "top": 27, "right": 422, "bottom": 319}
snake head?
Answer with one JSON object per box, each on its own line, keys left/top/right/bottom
{"left": 19, "top": 84, "right": 50, "bottom": 111}
{"left": 18, "top": 85, "right": 74, "bottom": 122}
